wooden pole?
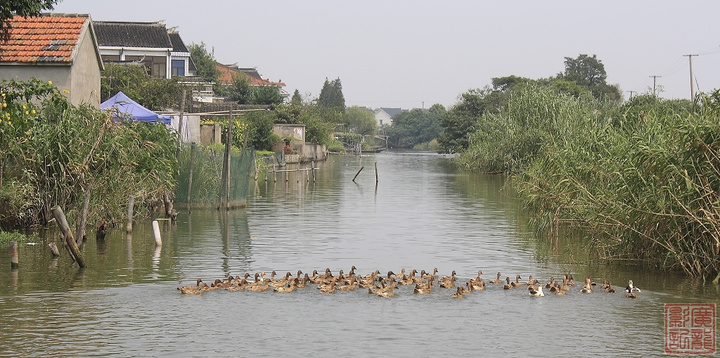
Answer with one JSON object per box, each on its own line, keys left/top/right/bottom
{"left": 76, "top": 182, "right": 92, "bottom": 245}
{"left": 352, "top": 166, "right": 364, "bottom": 182}
{"left": 375, "top": 162, "right": 378, "bottom": 183}
{"left": 152, "top": 220, "right": 162, "bottom": 247}
{"left": 311, "top": 161, "right": 316, "bottom": 183}
{"left": 126, "top": 195, "right": 134, "bottom": 233}
{"left": 48, "top": 242, "right": 61, "bottom": 258}
{"left": 51, "top": 205, "right": 86, "bottom": 268}
{"left": 9, "top": 240, "right": 18, "bottom": 269}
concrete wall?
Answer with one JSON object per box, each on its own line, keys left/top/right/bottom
{"left": 199, "top": 124, "right": 221, "bottom": 146}
{"left": 69, "top": 21, "right": 102, "bottom": 107}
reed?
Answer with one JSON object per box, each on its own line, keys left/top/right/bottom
{"left": 460, "top": 84, "right": 720, "bottom": 278}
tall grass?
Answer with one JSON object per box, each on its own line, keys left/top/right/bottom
{"left": 460, "top": 84, "right": 720, "bottom": 278}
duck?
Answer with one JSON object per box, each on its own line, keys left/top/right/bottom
{"left": 503, "top": 277, "right": 514, "bottom": 290}
{"left": 451, "top": 286, "right": 464, "bottom": 298}
{"left": 247, "top": 282, "right": 269, "bottom": 292}
{"left": 604, "top": 281, "right": 616, "bottom": 293}
{"left": 337, "top": 277, "right": 359, "bottom": 291}
{"left": 319, "top": 281, "right": 336, "bottom": 294}
{"left": 376, "top": 283, "right": 396, "bottom": 298}
{"left": 625, "top": 280, "right": 641, "bottom": 293}
{"left": 525, "top": 275, "right": 536, "bottom": 286}
{"left": 511, "top": 274, "right": 523, "bottom": 288}
{"left": 177, "top": 278, "right": 204, "bottom": 294}
{"left": 528, "top": 286, "right": 544, "bottom": 297}
{"left": 470, "top": 278, "right": 485, "bottom": 291}
{"left": 555, "top": 288, "right": 566, "bottom": 296}
{"left": 545, "top": 276, "right": 556, "bottom": 289}
{"left": 626, "top": 291, "right": 637, "bottom": 299}
{"left": 398, "top": 269, "right": 418, "bottom": 286}
{"left": 270, "top": 272, "right": 293, "bottom": 287}
{"left": 414, "top": 276, "right": 434, "bottom": 294}
{"left": 274, "top": 279, "right": 297, "bottom": 293}
{"left": 439, "top": 271, "right": 456, "bottom": 289}
{"left": 489, "top": 272, "right": 503, "bottom": 284}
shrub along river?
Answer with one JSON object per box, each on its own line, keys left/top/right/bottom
{"left": 1, "top": 151, "right": 718, "bottom": 356}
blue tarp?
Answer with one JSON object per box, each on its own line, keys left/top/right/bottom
{"left": 100, "top": 91, "right": 171, "bottom": 124}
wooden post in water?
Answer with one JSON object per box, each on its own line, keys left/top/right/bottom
{"left": 352, "top": 166, "right": 364, "bottom": 182}
{"left": 10, "top": 241, "right": 18, "bottom": 269}
{"left": 375, "top": 162, "right": 378, "bottom": 184}
{"left": 311, "top": 161, "right": 316, "bottom": 183}
{"left": 48, "top": 242, "right": 60, "bottom": 258}
{"left": 76, "top": 182, "right": 92, "bottom": 245}
{"left": 152, "top": 220, "right": 162, "bottom": 247}
{"left": 51, "top": 205, "right": 86, "bottom": 268}
{"left": 126, "top": 195, "right": 134, "bottom": 233}
{"left": 224, "top": 110, "right": 233, "bottom": 210}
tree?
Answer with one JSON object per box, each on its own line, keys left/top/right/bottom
{"left": 188, "top": 42, "right": 220, "bottom": 83}
{"left": 343, "top": 106, "right": 377, "bottom": 135}
{"left": 290, "top": 89, "right": 302, "bottom": 106}
{"left": 561, "top": 54, "right": 621, "bottom": 101}
{"left": 225, "top": 73, "right": 252, "bottom": 104}
{"left": 318, "top": 77, "right": 345, "bottom": 111}
{"left": 252, "top": 85, "right": 283, "bottom": 106}
{"left": 1, "top": 0, "right": 57, "bottom": 38}
{"left": 101, "top": 63, "right": 186, "bottom": 110}
{"left": 388, "top": 106, "right": 444, "bottom": 148}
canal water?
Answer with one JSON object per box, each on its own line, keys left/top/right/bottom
{"left": 1, "top": 151, "right": 718, "bottom": 357}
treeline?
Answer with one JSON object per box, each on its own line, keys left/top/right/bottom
{"left": 455, "top": 79, "right": 720, "bottom": 278}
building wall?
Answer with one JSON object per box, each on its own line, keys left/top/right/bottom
{"left": 69, "top": 22, "right": 102, "bottom": 107}
{"left": 0, "top": 65, "right": 73, "bottom": 101}
{"left": 374, "top": 111, "right": 393, "bottom": 126}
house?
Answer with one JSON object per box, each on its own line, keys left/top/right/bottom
{"left": 93, "top": 20, "right": 195, "bottom": 79}
{"left": 0, "top": 13, "right": 104, "bottom": 107}
{"left": 216, "top": 63, "right": 289, "bottom": 99}
{"left": 373, "top": 107, "right": 405, "bottom": 127}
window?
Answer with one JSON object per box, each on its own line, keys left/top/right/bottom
{"left": 171, "top": 59, "right": 185, "bottom": 77}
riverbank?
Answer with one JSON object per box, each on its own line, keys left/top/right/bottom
{"left": 458, "top": 84, "right": 720, "bottom": 278}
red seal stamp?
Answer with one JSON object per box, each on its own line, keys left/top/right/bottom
{"left": 665, "top": 303, "right": 716, "bottom": 354}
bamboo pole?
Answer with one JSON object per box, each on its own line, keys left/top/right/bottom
{"left": 176, "top": 88, "right": 187, "bottom": 149}
{"left": 126, "top": 195, "right": 134, "bottom": 233}
{"left": 224, "top": 110, "right": 233, "bottom": 210}
{"left": 352, "top": 166, "right": 364, "bottom": 182}
{"left": 76, "top": 182, "right": 92, "bottom": 245}
{"left": 51, "top": 205, "right": 86, "bottom": 268}
{"left": 10, "top": 241, "right": 18, "bottom": 269}
{"left": 311, "top": 161, "right": 316, "bottom": 183}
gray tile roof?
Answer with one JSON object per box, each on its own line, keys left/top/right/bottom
{"left": 94, "top": 21, "right": 171, "bottom": 49}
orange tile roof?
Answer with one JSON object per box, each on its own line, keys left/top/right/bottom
{"left": 0, "top": 14, "right": 88, "bottom": 63}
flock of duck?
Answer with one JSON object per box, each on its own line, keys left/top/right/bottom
{"left": 177, "top": 267, "right": 643, "bottom": 299}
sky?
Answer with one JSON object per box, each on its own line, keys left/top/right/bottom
{"left": 53, "top": 0, "right": 720, "bottom": 110}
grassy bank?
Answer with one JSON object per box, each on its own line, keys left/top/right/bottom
{"left": 459, "top": 84, "right": 720, "bottom": 278}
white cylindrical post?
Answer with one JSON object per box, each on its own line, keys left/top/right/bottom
{"left": 152, "top": 220, "right": 162, "bottom": 247}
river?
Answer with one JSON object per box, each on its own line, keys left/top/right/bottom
{"left": 1, "top": 151, "right": 718, "bottom": 357}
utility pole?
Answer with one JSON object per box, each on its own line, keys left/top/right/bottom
{"left": 627, "top": 90, "right": 637, "bottom": 100}
{"left": 649, "top": 75, "right": 661, "bottom": 96}
{"left": 683, "top": 54, "right": 699, "bottom": 101}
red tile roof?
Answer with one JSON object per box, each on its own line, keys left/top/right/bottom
{"left": 0, "top": 14, "right": 88, "bottom": 63}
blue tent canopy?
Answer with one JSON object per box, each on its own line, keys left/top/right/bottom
{"left": 100, "top": 91, "right": 171, "bottom": 124}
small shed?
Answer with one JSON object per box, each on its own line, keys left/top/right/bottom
{"left": 0, "top": 13, "right": 103, "bottom": 107}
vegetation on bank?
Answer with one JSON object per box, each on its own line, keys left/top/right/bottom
{"left": 456, "top": 82, "right": 720, "bottom": 278}
{"left": 0, "top": 78, "right": 178, "bottom": 229}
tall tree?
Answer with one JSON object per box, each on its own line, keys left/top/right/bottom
{"left": 561, "top": 54, "right": 621, "bottom": 101}
{"left": 389, "top": 106, "right": 444, "bottom": 148}
{"left": 188, "top": 42, "right": 220, "bottom": 83}
{"left": 290, "top": 89, "right": 302, "bottom": 106}
{"left": 318, "top": 77, "right": 345, "bottom": 112}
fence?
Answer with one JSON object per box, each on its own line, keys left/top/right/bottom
{"left": 174, "top": 143, "right": 255, "bottom": 209}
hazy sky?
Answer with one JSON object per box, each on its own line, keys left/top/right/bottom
{"left": 53, "top": 0, "right": 719, "bottom": 109}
